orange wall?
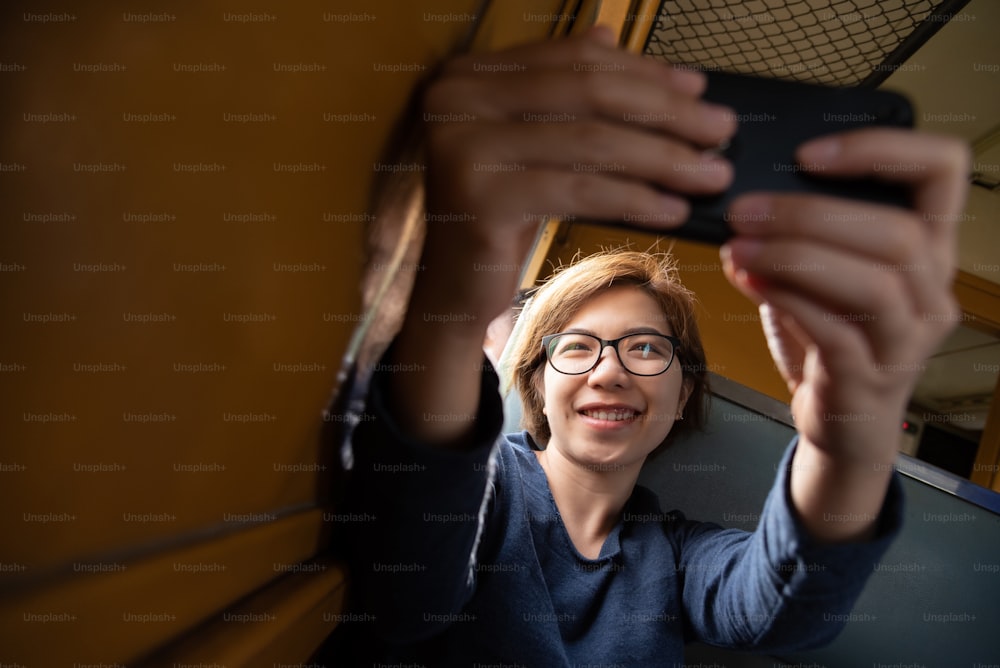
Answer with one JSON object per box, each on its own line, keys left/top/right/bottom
{"left": 0, "top": 0, "right": 498, "bottom": 663}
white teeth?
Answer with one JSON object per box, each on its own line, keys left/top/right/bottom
{"left": 583, "top": 409, "right": 635, "bottom": 421}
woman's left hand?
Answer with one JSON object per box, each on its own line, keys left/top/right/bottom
{"left": 720, "top": 129, "right": 970, "bottom": 540}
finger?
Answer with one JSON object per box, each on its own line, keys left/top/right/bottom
{"left": 436, "top": 120, "right": 732, "bottom": 195}
{"left": 425, "top": 70, "right": 736, "bottom": 148}
{"left": 745, "top": 280, "right": 946, "bottom": 428}
{"left": 793, "top": 129, "right": 968, "bottom": 287}
{"left": 726, "top": 192, "right": 945, "bottom": 316}
{"left": 723, "top": 237, "right": 915, "bottom": 359}
{"left": 492, "top": 168, "right": 689, "bottom": 228}
{"left": 444, "top": 29, "right": 708, "bottom": 97}
{"left": 721, "top": 247, "right": 808, "bottom": 393}
{"left": 795, "top": 129, "right": 971, "bottom": 238}
{"left": 719, "top": 242, "right": 766, "bottom": 307}
{"left": 749, "top": 284, "right": 878, "bottom": 406}
{"left": 728, "top": 192, "right": 918, "bottom": 260}
{"left": 759, "top": 302, "right": 809, "bottom": 394}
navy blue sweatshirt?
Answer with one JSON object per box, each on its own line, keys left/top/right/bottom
{"left": 335, "top": 360, "right": 903, "bottom": 666}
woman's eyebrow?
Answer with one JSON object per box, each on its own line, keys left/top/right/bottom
{"left": 561, "top": 326, "right": 671, "bottom": 337}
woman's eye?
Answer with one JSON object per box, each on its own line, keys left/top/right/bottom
{"left": 630, "top": 342, "right": 663, "bottom": 357}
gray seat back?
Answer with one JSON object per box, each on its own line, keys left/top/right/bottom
{"left": 638, "top": 378, "right": 1000, "bottom": 665}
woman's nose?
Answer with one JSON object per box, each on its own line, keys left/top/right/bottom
{"left": 587, "top": 345, "right": 629, "bottom": 384}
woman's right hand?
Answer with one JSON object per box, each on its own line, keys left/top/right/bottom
{"left": 419, "top": 26, "right": 738, "bottom": 324}
{"left": 390, "top": 27, "right": 737, "bottom": 444}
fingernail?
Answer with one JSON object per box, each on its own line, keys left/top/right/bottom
{"left": 728, "top": 237, "right": 764, "bottom": 263}
{"left": 719, "top": 243, "right": 733, "bottom": 270}
{"left": 702, "top": 102, "right": 734, "bottom": 125}
{"left": 701, "top": 103, "right": 738, "bottom": 139}
{"left": 667, "top": 66, "right": 705, "bottom": 95}
{"left": 658, "top": 194, "right": 688, "bottom": 224}
{"left": 798, "top": 136, "right": 841, "bottom": 165}
{"left": 699, "top": 152, "right": 733, "bottom": 187}
{"left": 728, "top": 195, "right": 773, "bottom": 230}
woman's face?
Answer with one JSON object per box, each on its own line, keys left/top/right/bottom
{"left": 540, "top": 285, "right": 690, "bottom": 472}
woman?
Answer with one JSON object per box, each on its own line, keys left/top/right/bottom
{"left": 335, "top": 26, "right": 969, "bottom": 665}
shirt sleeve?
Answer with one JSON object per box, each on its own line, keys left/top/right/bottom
{"left": 336, "top": 350, "right": 504, "bottom": 644}
{"left": 675, "top": 436, "right": 905, "bottom": 652}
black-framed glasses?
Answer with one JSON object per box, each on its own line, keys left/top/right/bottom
{"left": 541, "top": 332, "right": 681, "bottom": 377}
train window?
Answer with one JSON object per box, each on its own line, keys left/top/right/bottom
{"left": 906, "top": 318, "right": 1000, "bottom": 484}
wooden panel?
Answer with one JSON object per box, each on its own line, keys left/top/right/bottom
{"left": 143, "top": 557, "right": 347, "bottom": 667}
{"left": 0, "top": 509, "right": 332, "bottom": 665}
{"left": 972, "top": 377, "right": 1000, "bottom": 491}
{"left": 0, "top": 0, "right": 488, "bottom": 664}
{"left": 0, "top": 0, "right": 486, "bottom": 571}
{"left": 954, "top": 269, "right": 1000, "bottom": 333}
{"left": 954, "top": 270, "right": 1000, "bottom": 490}
{"left": 624, "top": 0, "right": 663, "bottom": 51}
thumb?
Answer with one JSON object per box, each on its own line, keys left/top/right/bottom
{"left": 760, "top": 303, "right": 807, "bottom": 394}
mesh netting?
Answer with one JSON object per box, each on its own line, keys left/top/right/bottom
{"left": 644, "top": 0, "right": 940, "bottom": 86}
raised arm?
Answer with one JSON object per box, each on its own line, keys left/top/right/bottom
{"left": 344, "top": 29, "right": 740, "bottom": 646}
{"left": 720, "top": 130, "right": 970, "bottom": 542}
{"left": 386, "top": 27, "right": 736, "bottom": 445}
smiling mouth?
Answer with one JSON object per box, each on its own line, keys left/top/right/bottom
{"left": 580, "top": 408, "right": 639, "bottom": 422}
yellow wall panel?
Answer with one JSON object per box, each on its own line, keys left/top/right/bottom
{"left": 0, "top": 0, "right": 489, "bottom": 663}
{"left": 1, "top": 509, "right": 332, "bottom": 665}
{"left": 144, "top": 557, "right": 347, "bottom": 667}
{"left": 0, "top": 0, "right": 481, "bottom": 567}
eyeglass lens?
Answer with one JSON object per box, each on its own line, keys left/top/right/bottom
{"left": 546, "top": 333, "right": 674, "bottom": 376}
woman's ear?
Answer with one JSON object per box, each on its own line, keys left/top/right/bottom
{"left": 534, "top": 368, "right": 546, "bottom": 416}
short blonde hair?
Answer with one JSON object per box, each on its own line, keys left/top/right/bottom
{"left": 508, "top": 250, "right": 708, "bottom": 449}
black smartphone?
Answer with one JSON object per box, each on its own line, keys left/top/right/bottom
{"left": 657, "top": 71, "right": 914, "bottom": 244}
